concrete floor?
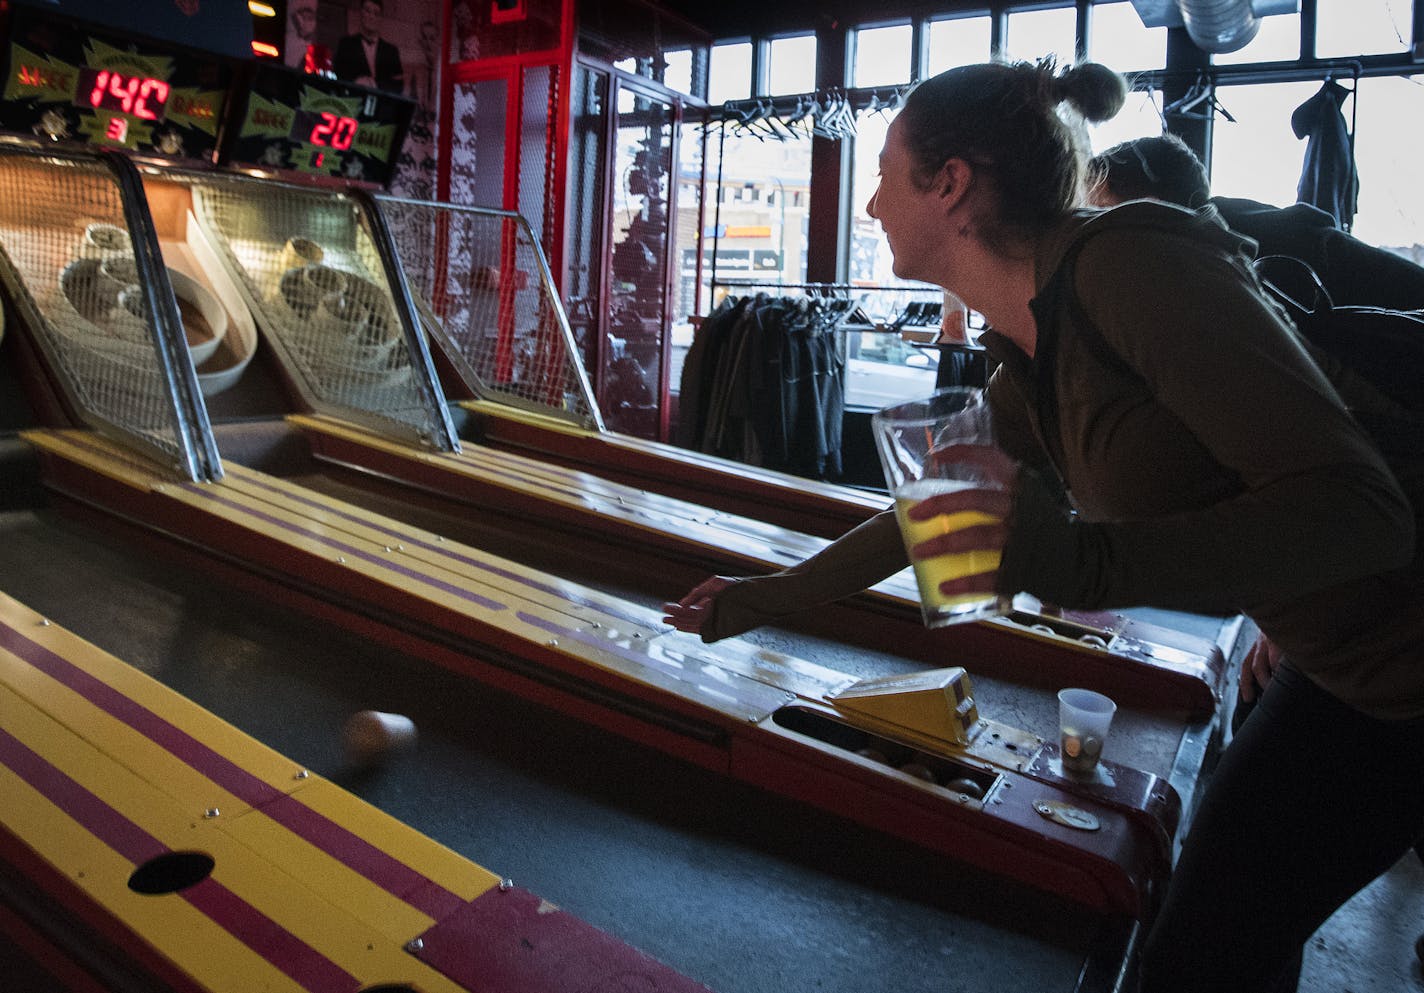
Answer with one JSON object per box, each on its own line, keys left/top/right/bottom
{"left": 1301, "top": 850, "right": 1424, "bottom": 993}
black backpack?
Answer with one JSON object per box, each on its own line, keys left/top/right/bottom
{"left": 1253, "top": 254, "right": 1424, "bottom": 415}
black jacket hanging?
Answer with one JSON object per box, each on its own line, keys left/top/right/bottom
{"left": 1291, "top": 80, "right": 1357, "bottom": 229}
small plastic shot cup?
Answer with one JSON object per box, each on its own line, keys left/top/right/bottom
{"left": 1057, "top": 688, "right": 1117, "bottom": 776}
{"left": 871, "top": 387, "right": 1012, "bottom": 627}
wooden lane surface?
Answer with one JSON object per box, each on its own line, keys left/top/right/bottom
{"left": 0, "top": 505, "right": 1117, "bottom": 993}
{"left": 23, "top": 428, "right": 852, "bottom": 725}
{"left": 293, "top": 412, "right": 1224, "bottom": 716}
{"left": 459, "top": 399, "right": 885, "bottom": 538}
{"left": 0, "top": 589, "right": 711, "bottom": 992}
{"left": 18, "top": 428, "right": 1176, "bottom": 920}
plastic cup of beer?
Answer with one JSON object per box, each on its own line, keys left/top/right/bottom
{"left": 871, "top": 387, "right": 1012, "bottom": 627}
{"left": 1057, "top": 688, "right": 1116, "bottom": 776}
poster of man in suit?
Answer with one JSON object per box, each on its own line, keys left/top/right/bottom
{"left": 333, "top": 0, "right": 404, "bottom": 93}
{"left": 286, "top": 0, "right": 440, "bottom": 109}
{"left": 282, "top": 0, "right": 442, "bottom": 198}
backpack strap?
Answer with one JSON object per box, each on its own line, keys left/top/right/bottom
{"left": 1253, "top": 254, "right": 1334, "bottom": 317}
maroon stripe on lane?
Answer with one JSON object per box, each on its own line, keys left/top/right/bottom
{"left": 0, "top": 727, "right": 363, "bottom": 992}
{"left": 178, "top": 483, "right": 506, "bottom": 613}
{"left": 0, "top": 623, "right": 283, "bottom": 806}
{"left": 183, "top": 877, "right": 363, "bottom": 993}
{"left": 0, "top": 726, "right": 167, "bottom": 866}
{"left": 0, "top": 621, "right": 462, "bottom": 920}
{"left": 261, "top": 795, "right": 465, "bottom": 921}
{"left": 416, "top": 884, "right": 714, "bottom": 993}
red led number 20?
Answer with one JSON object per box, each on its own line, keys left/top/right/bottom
{"left": 310, "top": 112, "right": 358, "bottom": 151}
{"left": 89, "top": 70, "right": 171, "bottom": 121}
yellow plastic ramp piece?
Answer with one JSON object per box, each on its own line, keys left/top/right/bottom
{"left": 829, "top": 667, "right": 979, "bottom": 746}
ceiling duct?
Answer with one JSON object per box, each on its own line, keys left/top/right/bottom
{"left": 1179, "top": 0, "right": 1261, "bottom": 53}
{"left": 1131, "top": 1, "right": 1298, "bottom": 54}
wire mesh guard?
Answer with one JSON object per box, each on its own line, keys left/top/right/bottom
{"left": 187, "top": 179, "right": 447, "bottom": 448}
{"left": 379, "top": 196, "right": 601, "bottom": 430}
{"left": 0, "top": 151, "right": 195, "bottom": 473}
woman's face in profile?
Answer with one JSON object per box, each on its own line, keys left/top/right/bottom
{"left": 865, "top": 119, "right": 946, "bottom": 283}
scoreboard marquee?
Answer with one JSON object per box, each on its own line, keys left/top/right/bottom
{"left": 0, "top": 4, "right": 414, "bottom": 187}
{"left": 228, "top": 62, "right": 412, "bottom": 187}
{"left": 0, "top": 7, "right": 230, "bottom": 163}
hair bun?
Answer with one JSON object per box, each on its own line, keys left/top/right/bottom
{"left": 1055, "top": 61, "right": 1127, "bottom": 124}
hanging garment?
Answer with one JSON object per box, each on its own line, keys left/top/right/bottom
{"left": 1291, "top": 80, "right": 1357, "bottom": 229}
{"left": 676, "top": 295, "right": 750, "bottom": 449}
{"left": 680, "top": 294, "right": 847, "bottom": 480}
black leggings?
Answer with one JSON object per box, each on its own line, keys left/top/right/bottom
{"left": 1139, "top": 662, "right": 1424, "bottom": 993}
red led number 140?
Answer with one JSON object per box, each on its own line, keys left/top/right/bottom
{"left": 81, "top": 68, "right": 171, "bottom": 121}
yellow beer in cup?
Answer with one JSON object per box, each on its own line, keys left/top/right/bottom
{"left": 892, "top": 479, "right": 1003, "bottom": 617}
{"left": 873, "top": 388, "right": 1012, "bottom": 628}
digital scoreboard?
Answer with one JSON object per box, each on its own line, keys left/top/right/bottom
{"left": 0, "top": 7, "right": 232, "bottom": 162}
{"left": 226, "top": 62, "right": 414, "bottom": 187}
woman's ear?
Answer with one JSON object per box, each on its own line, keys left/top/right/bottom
{"left": 936, "top": 158, "right": 974, "bottom": 210}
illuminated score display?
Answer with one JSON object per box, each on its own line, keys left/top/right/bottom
{"left": 228, "top": 62, "right": 414, "bottom": 187}
{"left": 76, "top": 67, "right": 171, "bottom": 121}
{"left": 0, "top": 9, "right": 231, "bottom": 162}
{"left": 290, "top": 108, "right": 358, "bottom": 151}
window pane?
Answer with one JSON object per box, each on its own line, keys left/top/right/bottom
{"left": 849, "top": 111, "right": 894, "bottom": 287}
{"left": 1349, "top": 74, "right": 1424, "bottom": 255}
{"left": 1207, "top": 80, "right": 1318, "bottom": 204}
{"left": 607, "top": 89, "right": 675, "bottom": 438}
{"left": 1210, "top": 11, "right": 1300, "bottom": 66}
{"left": 708, "top": 42, "right": 751, "bottom": 104}
{"left": 703, "top": 131, "right": 812, "bottom": 288}
{"left": 845, "top": 109, "right": 940, "bottom": 406}
{"left": 1004, "top": 5, "right": 1077, "bottom": 65}
{"left": 663, "top": 49, "right": 693, "bottom": 96}
{"left": 1089, "top": 0, "right": 1166, "bottom": 75}
{"left": 854, "top": 23, "right": 912, "bottom": 88}
{"left": 1316, "top": 0, "right": 1410, "bottom": 58}
{"left": 670, "top": 122, "right": 706, "bottom": 403}
{"left": 926, "top": 15, "right": 993, "bottom": 75}
{"left": 769, "top": 34, "right": 817, "bottom": 96}
{"left": 1089, "top": 87, "right": 1165, "bottom": 154}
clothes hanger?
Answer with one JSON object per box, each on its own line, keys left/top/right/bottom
{"left": 1164, "top": 74, "right": 1236, "bottom": 123}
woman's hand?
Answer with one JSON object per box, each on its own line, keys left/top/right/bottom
{"left": 662, "top": 575, "right": 736, "bottom": 635}
{"left": 1239, "top": 632, "right": 1283, "bottom": 703}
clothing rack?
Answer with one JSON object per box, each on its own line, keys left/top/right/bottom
{"left": 1130, "top": 58, "right": 1364, "bottom": 89}
{"left": 707, "top": 84, "right": 911, "bottom": 142}
{"left": 706, "top": 87, "right": 906, "bottom": 295}
{"left": 677, "top": 288, "right": 851, "bottom": 479}
{"left": 710, "top": 279, "right": 959, "bottom": 338}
